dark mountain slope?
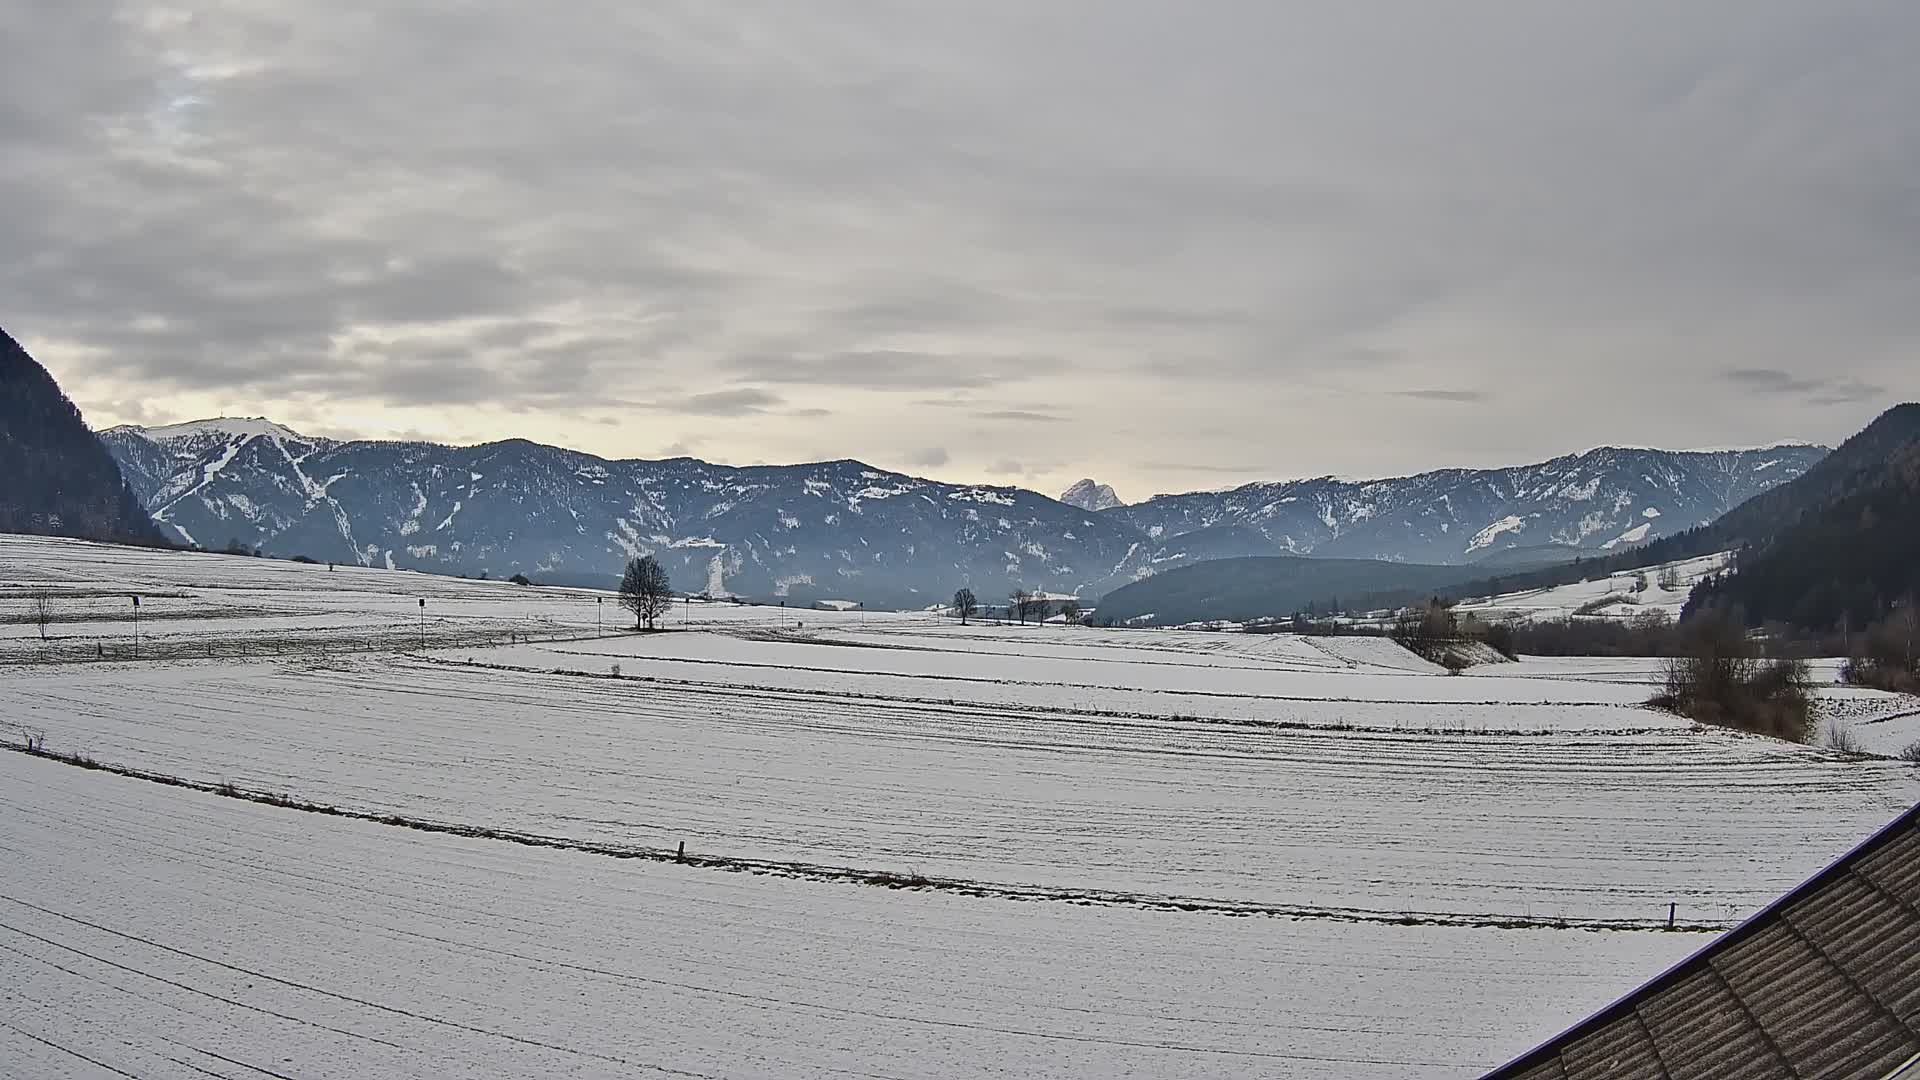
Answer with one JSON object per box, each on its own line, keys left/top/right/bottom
{"left": 0, "top": 328, "right": 165, "bottom": 545}
{"left": 1677, "top": 403, "right": 1920, "bottom": 555}
{"left": 1092, "top": 556, "right": 1477, "bottom": 626}
{"left": 1685, "top": 436, "right": 1920, "bottom": 629}
{"left": 1426, "top": 404, "right": 1920, "bottom": 606}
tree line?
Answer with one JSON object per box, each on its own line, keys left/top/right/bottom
{"left": 951, "top": 586, "right": 1080, "bottom": 626}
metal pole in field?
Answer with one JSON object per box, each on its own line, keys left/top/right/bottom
{"left": 131, "top": 594, "right": 140, "bottom": 658}
{"left": 418, "top": 597, "right": 425, "bottom": 649}
{"left": 597, "top": 596, "right": 603, "bottom": 637}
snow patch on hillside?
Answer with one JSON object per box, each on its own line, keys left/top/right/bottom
{"left": 1602, "top": 523, "right": 1651, "bottom": 549}
{"left": 1466, "top": 514, "right": 1526, "bottom": 553}
{"left": 607, "top": 518, "right": 650, "bottom": 559}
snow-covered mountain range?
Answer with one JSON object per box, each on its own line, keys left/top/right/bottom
{"left": 1109, "top": 445, "right": 1829, "bottom": 566}
{"left": 100, "top": 419, "right": 1825, "bottom": 604}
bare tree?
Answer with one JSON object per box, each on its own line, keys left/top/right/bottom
{"left": 1896, "top": 598, "right": 1918, "bottom": 674}
{"left": 30, "top": 592, "right": 52, "bottom": 641}
{"left": 1009, "top": 588, "right": 1031, "bottom": 625}
{"left": 1656, "top": 608, "right": 1811, "bottom": 741}
{"left": 1390, "top": 597, "right": 1458, "bottom": 661}
{"left": 952, "top": 587, "right": 978, "bottom": 625}
{"left": 1057, "top": 599, "right": 1081, "bottom": 624}
{"left": 619, "top": 555, "right": 674, "bottom": 630}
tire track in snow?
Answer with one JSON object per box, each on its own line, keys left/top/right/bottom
{"left": 0, "top": 892, "right": 1491, "bottom": 1074}
{"left": 0, "top": 920, "right": 411, "bottom": 1051}
{"left": 0, "top": 1016, "right": 149, "bottom": 1079}
{"left": 0, "top": 895, "right": 722, "bottom": 1079}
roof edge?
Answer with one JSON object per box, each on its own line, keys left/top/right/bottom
{"left": 1483, "top": 801, "right": 1920, "bottom": 1078}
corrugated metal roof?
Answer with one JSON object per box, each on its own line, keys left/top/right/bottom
{"left": 1486, "top": 803, "right": 1920, "bottom": 1080}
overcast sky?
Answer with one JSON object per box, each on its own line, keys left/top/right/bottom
{"left": 6, "top": 2, "right": 1916, "bottom": 499}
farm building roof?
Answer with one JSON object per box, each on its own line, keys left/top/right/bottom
{"left": 1485, "top": 802, "right": 1920, "bottom": 1080}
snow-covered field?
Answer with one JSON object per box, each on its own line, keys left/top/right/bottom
{"left": 23, "top": 652, "right": 1911, "bottom": 924}
{"left": 0, "top": 533, "right": 794, "bottom": 662}
{"left": 1483, "top": 654, "right": 1920, "bottom": 756}
{"left": 4, "top": 535, "right": 1919, "bottom": 1078}
{"left": 0, "top": 751, "right": 1696, "bottom": 1079}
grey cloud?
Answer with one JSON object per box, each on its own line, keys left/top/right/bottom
{"left": 1335, "top": 347, "right": 1404, "bottom": 370}
{"left": 986, "top": 459, "right": 1026, "bottom": 476}
{"left": 654, "top": 388, "right": 785, "bottom": 417}
{"left": 1100, "top": 304, "right": 1259, "bottom": 331}
{"left": 1393, "top": 390, "right": 1491, "bottom": 403}
{"left": 1725, "top": 369, "right": 1825, "bottom": 394}
{"left": 1723, "top": 369, "right": 1885, "bottom": 405}
{"left": 907, "top": 447, "right": 950, "bottom": 467}
{"left": 5, "top": 1, "right": 1919, "bottom": 492}
{"left": 341, "top": 256, "right": 528, "bottom": 327}
{"left": 829, "top": 287, "right": 1023, "bottom": 336}
{"left": 1141, "top": 461, "right": 1271, "bottom": 475}
{"left": 977, "top": 409, "right": 1063, "bottom": 423}
{"left": 728, "top": 351, "right": 1055, "bottom": 391}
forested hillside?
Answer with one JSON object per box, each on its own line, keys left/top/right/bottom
{"left": 0, "top": 328, "right": 165, "bottom": 545}
{"left": 1686, "top": 438, "right": 1920, "bottom": 630}
{"left": 1090, "top": 555, "right": 1476, "bottom": 626}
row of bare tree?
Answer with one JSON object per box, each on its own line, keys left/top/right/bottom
{"left": 950, "top": 587, "right": 1081, "bottom": 626}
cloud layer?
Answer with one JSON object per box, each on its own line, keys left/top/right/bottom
{"left": 7, "top": 1, "right": 1918, "bottom": 498}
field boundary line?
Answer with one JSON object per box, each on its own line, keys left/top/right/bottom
{"left": 425, "top": 655, "right": 1675, "bottom": 737}
{"left": 6, "top": 742, "right": 1726, "bottom": 934}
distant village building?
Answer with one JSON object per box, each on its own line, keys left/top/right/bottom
{"left": 1027, "top": 592, "right": 1083, "bottom": 620}
{"left": 1486, "top": 802, "right": 1920, "bottom": 1080}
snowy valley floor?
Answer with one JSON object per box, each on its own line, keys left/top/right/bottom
{"left": 0, "top": 750, "right": 1696, "bottom": 1080}
{"left": 4, "top": 535, "right": 1920, "bottom": 1078}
